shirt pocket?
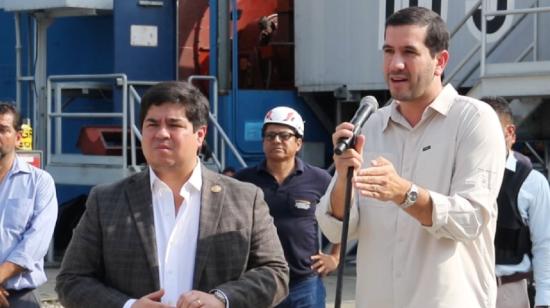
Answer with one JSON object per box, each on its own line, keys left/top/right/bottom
{"left": 3, "top": 198, "right": 33, "bottom": 232}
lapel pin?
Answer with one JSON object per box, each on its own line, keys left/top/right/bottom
{"left": 211, "top": 185, "right": 222, "bottom": 193}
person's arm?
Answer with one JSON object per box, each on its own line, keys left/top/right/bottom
{"left": 328, "top": 123, "right": 365, "bottom": 220}
{"left": 212, "top": 187, "right": 289, "bottom": 308}
{"left": 315, "top": 122, "right": 364, "bottom": 243}
{"left": 525, "top": 171, "right": 550, "bottom": 306}
{"left": 422, "top": 105, "right": 505, "bottom": 241}
{"left": 0, "top": 262, "right": 24, "bottom": 287}
{"left": 352, "top": 104, "right": 505, "bottom": 241}
{"left": 3, "top": 171, "right": 57, "bottom": 283}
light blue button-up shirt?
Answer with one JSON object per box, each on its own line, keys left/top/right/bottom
{"left": 0, "top": 155, "right": 58, "bottom": 290}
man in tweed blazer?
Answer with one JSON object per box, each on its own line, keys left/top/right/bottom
{"left": 56, "top": 81, "right": 289, "bottom": 308}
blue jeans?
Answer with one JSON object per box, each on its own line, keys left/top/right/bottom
{"left": 276, "top": 276, "right": 326, "bottom": 308}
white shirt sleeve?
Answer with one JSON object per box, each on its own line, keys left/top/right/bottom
{"left": 315, "top": 174, "right": 360, "bottom": 244}
{"left": 422, "top": 104, "right": 505, "bottom": 241}
{"left": 523, "top": 170, "right": 550, "bottom": 306}
{"left": 122, "top": 299, "right": 136, "bottom": 308}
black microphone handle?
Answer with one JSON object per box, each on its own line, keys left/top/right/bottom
{"left": 333, "top": 97, "right": 378, "bottom": 155}
{"left": 334, "top": 135, "right": 355, "bottom": 155}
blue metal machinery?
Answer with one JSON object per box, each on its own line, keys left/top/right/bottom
{"left": 0, "top": 2, "right": 178, "bottom": 204}
{"left": 2, "top": 0, "right": 550, "bottom": 261}
{"left": 208, "top": 0, "right": 332, "bottom": 169}
{"left": 0, "top": 1, "right": 332, "bottom": 204}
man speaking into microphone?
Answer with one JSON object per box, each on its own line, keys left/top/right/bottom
{"left": 316, "top": 7, "right": 506, "bottom": 308}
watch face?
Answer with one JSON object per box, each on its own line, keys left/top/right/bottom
{"left": 410, "top": 191, "right": 418, "bottom": 202}
{"left": 407, "top": 185, "right": 418, "bottom": 204}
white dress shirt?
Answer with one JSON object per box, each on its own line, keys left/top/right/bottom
{"left": 123, "top": 161, "right": 202, "bottom": 308}
{"left": 496, "top": 152, "right": 550, "bottom": 306}
{"left": 316, "top": 85, "right": 506, "bottom": 308}
{"left": 151, "top": 163, "right": 202, "bottom": 305}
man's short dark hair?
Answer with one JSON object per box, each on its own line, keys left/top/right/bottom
{"left": 0, "top": 102, "right": 21, "bottom": 130}
{"left": 480, "top": 96, "right": 514, "bottom": 124}
{"left": 385, "top": 6, "right": 449, "bottom": 57}
{"left": 140, "top": 81, "right": 210, "bottom": 131}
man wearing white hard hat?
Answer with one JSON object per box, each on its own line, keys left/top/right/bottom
{"left": 235, "top": 106, "right": 340, "bottom": 308}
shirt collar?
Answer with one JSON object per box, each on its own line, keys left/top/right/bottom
{"left": 257, "top": 157, "right": 305, "bottom": 175}
{"left": 10, "top": 155, "right": 33, "bottom": 177}
{"left": 382, "top": 84, "right": 458, "bottom": 131}
{"left": 149, "top": 158, "right": 203, "bottom": 194}
{"left": 505, "top": 151, "right": 517, "bottom": 172}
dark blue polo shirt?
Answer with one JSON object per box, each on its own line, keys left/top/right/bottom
{"left": 235, "top": 158, "right": 332, "bottom": 284}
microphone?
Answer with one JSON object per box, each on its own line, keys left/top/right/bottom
{"left": 334, "top": 96, "right": 379, "bottom": 155}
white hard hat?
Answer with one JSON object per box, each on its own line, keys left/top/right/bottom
{"left": 263, "top": 106, "right": 304, "bottom": 137}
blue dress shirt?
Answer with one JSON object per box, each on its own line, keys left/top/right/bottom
{"left": 0, "top": 155, "right": 58, "bottom": 290}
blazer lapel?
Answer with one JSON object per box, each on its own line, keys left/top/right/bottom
{"left": 126, "top": 169, "right": 161, "bottom": 290}
{"left": 193, "top": 166, "right": 224, "bottom": 287}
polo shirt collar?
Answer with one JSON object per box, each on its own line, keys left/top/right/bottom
{"left": 257, "top": 157, "right": 305, "bottom": 175}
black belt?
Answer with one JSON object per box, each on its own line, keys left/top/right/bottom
{"left": 496, "top": 271, "right": 532, "bottom": 286}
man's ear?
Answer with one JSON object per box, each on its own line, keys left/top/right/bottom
{"left": 15, "top": 130, "right": 22, "bottom": 149}
{"left": 296, "top": 137, "right": 303, "bottom": 152}
{"left": 196, "top": 125, "right": 208, "bottom": 145}
{"left": 505, "top": 123, "right": 516, "bottom": 147}
{"left": 434, "top": 50, "right": 449, "bottom": 77}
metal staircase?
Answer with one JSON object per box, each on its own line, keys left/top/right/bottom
{"left": 467, "top": 4, "right": 550, "bottom": 99}
{"left": 446, "top": 0, "right": 550, "bottom": 177}
{"left": 43, "top": 74, "right": 246, "bottom": 186}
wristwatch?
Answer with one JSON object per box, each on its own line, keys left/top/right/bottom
{"left": 399, "top": 183, "right": 418, "bottom": 209}
{"left": 210, "top": 289, "right": 228, "bottom": 306}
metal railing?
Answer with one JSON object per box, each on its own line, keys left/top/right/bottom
{"left": 480, "top": 2, "right": 550, "bottom": 77}
{"left": 46, "top": 73, "right": 129, "bottom": 168}
{"left": 445, "top": 0, "right": 546, "bottom": 86}
{"left": 44, "top": 74, "right": 245, "bottom": 184}
{"left": 187, "top": 75, "right": 247, "bottom": 169}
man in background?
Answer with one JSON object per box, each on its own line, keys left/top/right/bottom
{"left": 0, "top": 102, "right": 58, "bottom": 308}
{"left": 235, "top": 106, "right": 339, "bottom": 308}
{"left": 482, "top": 96, "right": 550, "bottom": 308}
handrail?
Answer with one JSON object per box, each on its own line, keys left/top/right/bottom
{"left": 45, "top": 74, "right": 246, "bottom": 175}
{"left": 208, "top": 112, "right": 247, "bottom": 168}
{"left": 449, "top": 0, "right": 481, "bottom": 37}
{"left": 443, "top": 0, "right": 481, "bottom": 85}
{"left": 452, "top": 1, "right": 540, "bottom": 87}
{"left": 188, "top": 75, "right": 220, "bottom": 160}
{"left": 444, "top": 43, "right": 481, "bottom": 85}
{"left": 46, "top": 73, "right": 129, "bottom": 168}
{"left": 480, "top": 1, "right": 546, "bottom": 78}
{"left": 188, "top": 75, "right": 247, "bottom": 169}
{"left": 485, "top": 6, "right": 550, "bottom": 16}
{"left": 128, "top": 85, "right": 143, "bottom": 171}
{"left": 524, "top": 141, "right": 545, "bottom": 166}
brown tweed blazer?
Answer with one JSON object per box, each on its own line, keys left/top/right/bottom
{"left": 56, "top": 165, "right": 289, "bottom": 308}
